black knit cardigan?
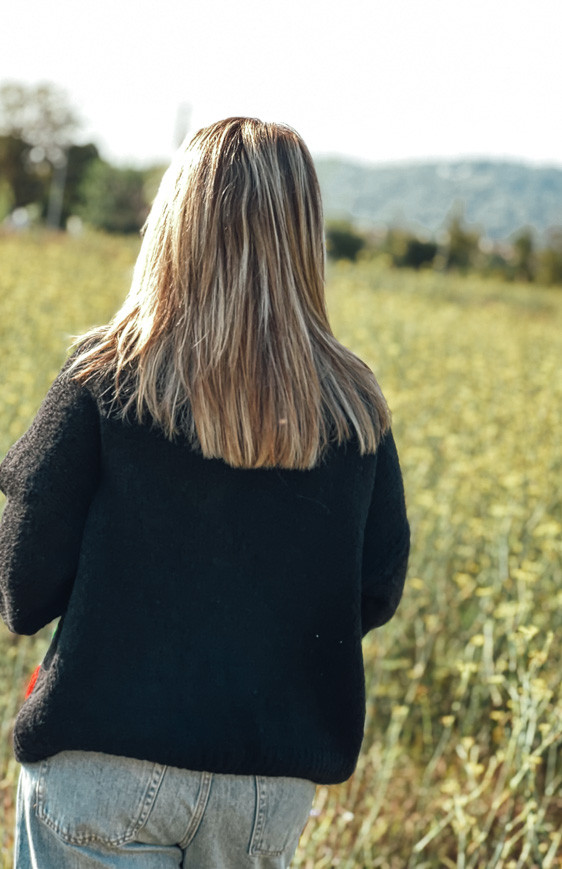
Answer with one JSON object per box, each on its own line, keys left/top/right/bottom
{"left": 0, "top": 353, "right": 410, "bottom": 785}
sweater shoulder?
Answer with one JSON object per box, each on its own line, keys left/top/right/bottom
{"left": 0, "top": 349, "right": 101, "bottom": 500}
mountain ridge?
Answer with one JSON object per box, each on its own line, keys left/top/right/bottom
{"left": 313, "top": 156, "right": 562, "bottom": 241}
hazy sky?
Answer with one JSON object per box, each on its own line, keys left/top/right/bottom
{"left": 3, "top": 0, "right": 561, "bottom": 168}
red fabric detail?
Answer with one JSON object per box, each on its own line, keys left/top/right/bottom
{"left": 25, "top": 665, "right": 41, "bottom": 699}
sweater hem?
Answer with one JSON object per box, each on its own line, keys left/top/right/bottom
{"left": 13, "top": 732, "right": 358, "bottom": 786}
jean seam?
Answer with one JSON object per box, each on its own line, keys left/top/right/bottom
{"left": 249, "top": 775, "right": 284, "bottom": 857}
{"left": 128, "top": 763, "right": 167, "bottom": 837}
{"left": 178, "top": 770, "right": 213, "bottom": 849}
{"left": 35, "top": 757, "right": 167, "bottom": 847}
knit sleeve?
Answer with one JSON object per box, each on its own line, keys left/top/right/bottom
{"left": 0, "top": 355, "right": 101, "bottom": 635}
{"left": 360, "top": 429, "right": 410, "bottom": 637}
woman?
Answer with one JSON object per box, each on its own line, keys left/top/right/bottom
{"left": 0, "top": 118, "right": 410, "bottom": 868}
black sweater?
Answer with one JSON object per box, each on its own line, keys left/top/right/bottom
{"left": 0, "top": 353, "right": 410, "bottom": 785}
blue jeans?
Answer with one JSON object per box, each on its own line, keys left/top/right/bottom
{"left": 14, "top": 751, "right": 316, "bottom": 868}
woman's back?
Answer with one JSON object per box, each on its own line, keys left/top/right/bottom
{"left": 1, "top": 354, "right": 409, "bottom": 784}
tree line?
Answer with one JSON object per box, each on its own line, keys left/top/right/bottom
{"left": 326, "top": 216, "right": 562, "bottom": 287}
{"left": 0, "top": 82, "right": 154, "bottom": 233}
{"left": 2, "top": 82, "right": 561, "bottom": 286}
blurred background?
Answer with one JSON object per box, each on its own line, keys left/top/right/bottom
{"left": 1, "top": 0, "right": 561, "bottom": 281}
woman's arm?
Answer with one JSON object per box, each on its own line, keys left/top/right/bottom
{"left": 361, "top": 429, "right": 410, "bottom": 637}
{"left": 0, "top": 359, "right": 100, "bottom": 635}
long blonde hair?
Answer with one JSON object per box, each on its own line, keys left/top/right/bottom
{"left": 69, "top": 117, "right": 390, "bottom": 469}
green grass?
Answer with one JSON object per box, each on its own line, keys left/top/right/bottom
{"left": 1, "top": 234, "right": 561, "bottom": 867}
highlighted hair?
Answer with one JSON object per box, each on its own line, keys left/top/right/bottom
{"left": 69, "top": 117, "right": 390, "bottom": 469}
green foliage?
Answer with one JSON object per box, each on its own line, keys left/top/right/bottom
{"left": 78, "top": 160, "right": 149, "bottom": 234}
{"left": 402, "top": 237, "right": 438, "bottom": 270}
{"left": 325, "top": 220, "right": 366, "bottom": 261}
{"left": 142, "top": 164, "right": 166, "bottom": 205}
{"left": 0, "top": 135, "right": 44, "bottom": 208}
{"left": 0, "top": 84, "right": 98, "bottom": 228}
{"left": 60, "top": 144, "right": 100, "bottom": 223}
{"left": 512, "top": 228, "right": 536, "bottom": 282}
{"left": 537, "top": 229, "right": 562, "bottom": 286}
{"left": 0, "top": 137, "right": 99, "bottom": 226}
{"left": 442, "top": 210, "right": 481, "bottom": 272}
{"left": 0, "top": 177, "right": 13, "bottom": 221}
{"left": 379, "top": 219, "right": 562, "bottom": 287}
{"left": 386, "top": 228, "right": 438, "bottom": 269}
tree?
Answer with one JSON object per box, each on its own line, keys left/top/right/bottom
{"left": 325, "top": 220, "right": 366, "bottom": 261}
{"left": 0, "top": 134, "right": 44, "bottom": 208}
{"left": 0, "top": 81, "right": 80, "bottom": 163}
{"left": 0, "top": 81, "right": 83, "bottom": 226}
{"left": 537, "top": 228, "right": 562, "bottom": 286}
{"left": 386, "top": 229, "right": 437, "bottom": 269}
{"left": 54, "top": 142, "right": 98, "bottom": 224}
{"left": 78, "top": 160, "right": 149, "bottom": 234}
{"left": 442, "top": 209, "right": 481, "bottom": 272}
{"left": 512, "top": 228, "right": 536, "bottom": 282}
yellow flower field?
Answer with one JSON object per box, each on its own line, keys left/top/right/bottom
{"left": 0, "top": 232, "right": 561, "bottom": 867}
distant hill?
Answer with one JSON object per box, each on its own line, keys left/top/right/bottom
{"left": 313, "top": 157, "right": 562, "bottom": 241}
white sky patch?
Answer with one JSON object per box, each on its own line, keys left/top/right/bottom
{"left": 3, "top": 0, "right": 561, "bottom": 168}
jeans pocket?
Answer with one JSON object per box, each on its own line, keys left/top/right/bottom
{"left": 249, "top": 775, "right": 316, "bottom": 857}
{"left": 34, "top": 750, "right": 166, "bottom": 846}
